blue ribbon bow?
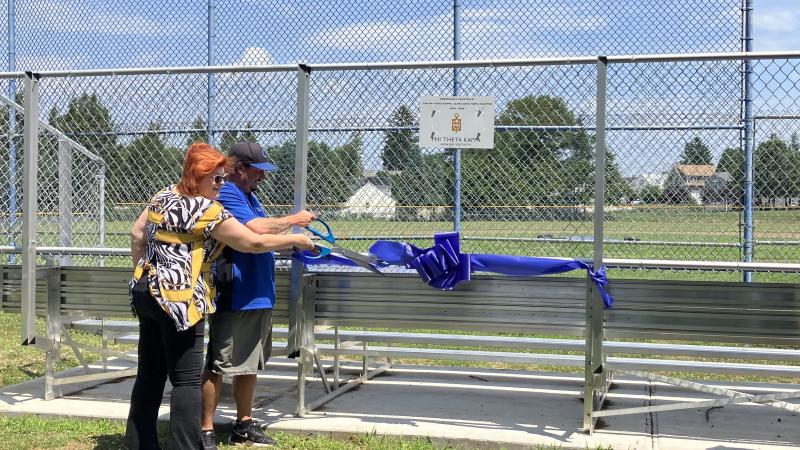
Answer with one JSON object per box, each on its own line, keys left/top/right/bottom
{"left": 294, "top": 231, "right": 614, "bottom": 308}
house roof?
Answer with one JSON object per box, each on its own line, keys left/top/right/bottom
{"left": 710, "top": 171, "right": 733, "bottom": 182}
{"left": 675, "top": 164, "right": 716, "bottom": 177}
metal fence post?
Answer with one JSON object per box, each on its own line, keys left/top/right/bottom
{"left": 97, "top": 164, "right": 106, "bottom": 267}
{"left": 44, "top": 265, "right": 61, "bottom": 400}
{"left": 584, "top": 56, "right": 607, "bottom": 433}
{"left": 57, "top": 139, "right": 73, "bottom": 266}
{"left": 6, "top": 0, "right": 16, "bottom": 264}
{"left": 452, "top": 0, "right": 462, "bottom": 232}
{"left": 206, "top": 0, "right": 216, "bottom": 146}
{"left": 289, "top": 64, "right": 311, "bottom": 358}
{"left": 21, "top": 71, "right": 40, "bottom": 345}
{"left": 742, "top": 0, "right": 754, "bottom": 282}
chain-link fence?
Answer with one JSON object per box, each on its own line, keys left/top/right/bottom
{"left": 6, "top": 1, "right": 800, "bottom": 280}
{"left": 12, "top": 1, "right": 742, "bottom": 71}
{"left": 22, "top": 69, "right": 297, "bottom": 266}
{"left": 3, "top": 53, "right": 790, "bottom": 279}
{"left": 0, "top": 79, "right": 22, "bottom": 264}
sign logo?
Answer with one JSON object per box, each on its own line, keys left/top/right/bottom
{"left": 451, "top": 113, "right": 462, "bottom": 132}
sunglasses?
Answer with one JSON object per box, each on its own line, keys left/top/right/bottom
{"left": 212, "top": 174, "right": 227, "bottom": 184}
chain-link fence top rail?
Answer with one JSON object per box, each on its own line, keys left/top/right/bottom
{"left": 12, "top": 0, "right": 741, "bottom": 71}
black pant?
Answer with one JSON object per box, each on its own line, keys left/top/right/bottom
{"left": 125, "top": 280, "right": 204, "bottom": 450}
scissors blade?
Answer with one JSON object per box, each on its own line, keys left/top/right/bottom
{"left": 331, "top": 246, "right": 384, "bottom": 275}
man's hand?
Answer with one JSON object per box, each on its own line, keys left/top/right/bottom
{"left": 291, "top": 210, "right": 316, "bottom": 228}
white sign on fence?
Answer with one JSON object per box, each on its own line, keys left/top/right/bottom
{"left": 419, "top": 96, "right": 495, "bottom": 149}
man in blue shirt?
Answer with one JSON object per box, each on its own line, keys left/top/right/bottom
{"left": 200, "top": 141, "right": 314, "bottom": 448}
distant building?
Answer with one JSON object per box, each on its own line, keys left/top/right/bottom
{"left": 628, "top": 172, "right": 668, "bottom": 192}
{"left": 341, "top": 171, "right": 396, "bottom": 219}
{"left": 702, "top": 171, "right": 738, "bottom": 207}
{"left": 669, "top": 164, "right": 717, "bottom": 204}
{"left": 704, "top": 171, "right": 732, "bottom": 191}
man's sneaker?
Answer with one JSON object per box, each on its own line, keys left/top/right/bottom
{"left": 229, "top": 419, "right": 277, "bottom": 446}
{"left": 201, "top": 430, "right": 218, "bottom": 450}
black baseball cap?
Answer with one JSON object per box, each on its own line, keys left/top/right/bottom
{"left": 229, "top": 141, "right": 277, "bottom": 172}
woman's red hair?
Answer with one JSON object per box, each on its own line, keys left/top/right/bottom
{"left": 176, "top": 143, "right": 227, "bottom": 196}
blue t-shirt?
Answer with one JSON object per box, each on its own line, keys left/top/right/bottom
{"left": 216, "top": 182, "right": 275, "bottom": 310}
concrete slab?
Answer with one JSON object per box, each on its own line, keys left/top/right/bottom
{"left": 1, "top": 358, "right": 799, "bottom": 449}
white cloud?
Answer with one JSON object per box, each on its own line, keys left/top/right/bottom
{"left": 306, "top": 14, "right": 452, "bottom": 59}
{"left": 754, "top": 11, "right": 800, "bottom": 33}
{"left": 23, "top": 0, "right": 193, "bottom": 37}
{"left": 227, "top": 47, "right": 278, "bottom": 66}
{"left": 17, "top": 53, "right": 89, "bottom": 71}
{"left": 465, "top": 6, "right": 607, "bottom": 32}
{"left": 303, "top": 4, "right": 608, "bottom": 61}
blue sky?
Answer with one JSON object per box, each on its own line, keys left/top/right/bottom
{"left": 10, "top": 0, "right": 800, "bottom": 177}
{"left": 11, "top": 0, "right": 794, "bottom": 70}
{"left": 752, "top": 0, "right": 800, "bottom": 51}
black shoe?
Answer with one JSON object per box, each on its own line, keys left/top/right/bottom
{"left": 201, "top": 430, "right": 218, "bottom": 450}
{"left": 229, "top": 419, "right": 277, "bottom": 446}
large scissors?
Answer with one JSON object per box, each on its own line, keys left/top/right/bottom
{"left": 305, "top": 219, "right": 384, "bottom": 275}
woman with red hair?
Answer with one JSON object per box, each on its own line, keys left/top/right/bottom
{"left": 124, "top": 143, "right": 313, "bottom": 450}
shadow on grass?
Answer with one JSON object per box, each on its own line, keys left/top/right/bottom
{"left": 90, "top": 423, "right": 169, "bottom": 449}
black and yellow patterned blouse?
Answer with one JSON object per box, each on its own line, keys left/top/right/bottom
{"left": 132, "top": 186, "right": 232, "bottom": 331}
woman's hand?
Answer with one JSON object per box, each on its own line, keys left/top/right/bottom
{"left": 293, "top": 234, "right": 315, "bottom": 251}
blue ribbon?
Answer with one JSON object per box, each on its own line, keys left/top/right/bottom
{"left": 294, "top": 231, "right": 614, "bottom": 308}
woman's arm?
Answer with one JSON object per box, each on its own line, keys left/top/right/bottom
{"left": 130, "top": 208, "right": 148, "bottom": 267}
{"left": 211, "top": 217, "right": 315, "bottom": 253}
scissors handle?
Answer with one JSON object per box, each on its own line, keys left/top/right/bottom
{"left": 294, "top": 244, "right": 332, "bottom": 260}
{"left": 305, "top": 219, "right": 335, "bottom": 244}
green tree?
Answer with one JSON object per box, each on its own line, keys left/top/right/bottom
{"left": 265, "top": 135, "right": 362, "bottom": 214}
{"left": 186, "top": 116, "right": 207, "bottom": 147}
{"left": 660, "top": 184, "right": 697, "bottom": 205}
{"left": 125, "top": 122, "right": 183, "bottom": 201}
{"left": 240, "top": 122, "right": 258, "bottom": 144}
{"left": 717, "top": 146, "right": 744, "bottom": 205}
{"left": 265, "top": 140, "right": 296, "bottom": 211}
{"left": 754, "top": 134, "right": 796, "bottom": 206}
{"left": 49, "top": 93, "right": 124, "bottom": 205}
{"left": 680, "top": 137, "right": 713, "bottom": 165}
{"left": 218, "top": 122, "right": 259, "bottom": 153}
{"left": 718, "top": 147, "right": 744, "bottom": 176}
{"left": 391, "top": 152, "right": 454, "bottom": 221}
{"left": 218, "top": 130, "right": 240, "bottom": 153}
{"left": 381, "top": 105, "right": 420, "bottom": 171}
{"left": 639, "top": 185, "right": 663, "bottom": 204}
{"left": 462, "top": 94, "right": 630, "bottom": 220}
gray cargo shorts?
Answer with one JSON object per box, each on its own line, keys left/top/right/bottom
{"left": 205, "top": 308, "right": 273, "bottom": 376}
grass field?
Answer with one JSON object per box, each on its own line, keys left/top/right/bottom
{"left": 6, "top": 207, "right": 797, "bottom": 283}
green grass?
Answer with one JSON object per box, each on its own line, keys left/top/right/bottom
{"left": 0, "top": 311, "right": 135, "bottom": 387}
{"left": 0, "top": 416, "right": 601, "bottom": 450}
{"left": 9, "top": 208, "right": 797, "bottom": 274}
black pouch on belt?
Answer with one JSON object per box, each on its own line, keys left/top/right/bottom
{"left": 213, "top": 247, "right": 235, "bottom": 311}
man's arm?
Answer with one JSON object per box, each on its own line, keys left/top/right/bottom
{"left": 244, "top": 210, "right": 315, "bottom": 234}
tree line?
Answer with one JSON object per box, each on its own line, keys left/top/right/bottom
{"left": 647, "top": 135, "right": 800, "bottom": 206}
{"left": 2, "top": 91, "right": 796, "bottom": 222}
